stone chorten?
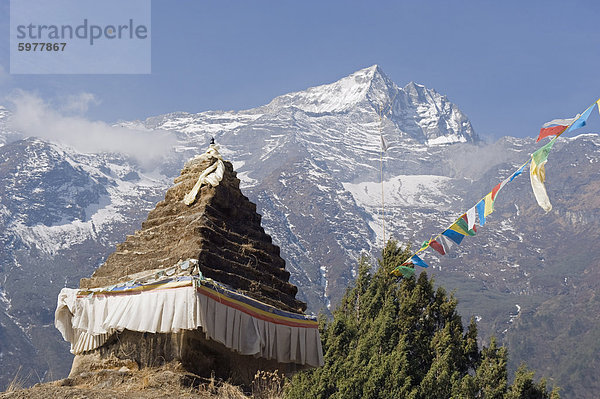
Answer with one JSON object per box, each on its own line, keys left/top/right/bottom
{"left": 81, "top": 144, "right": 306, "bottom": 314}
{"left": 57, "top": 144, "right": 321, "bottom": 385}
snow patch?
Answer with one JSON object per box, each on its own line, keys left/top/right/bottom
{"left": 237, "top": 171, "right": 257, "bottom": 189}
{"left": 13, "top": 174, "right": 165, "bottom": 256}
{"left": 427, "top": 134, "right": 467, "bottom": 146}
{"left": 343, "top": 175, "right": 454, "bottom": 208}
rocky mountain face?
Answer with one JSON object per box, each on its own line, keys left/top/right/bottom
{"left": 0, "top": 65, "right": 598, "bottom": 397}
{"left": 0, "top": 136, "right": 169, "bottom": 388}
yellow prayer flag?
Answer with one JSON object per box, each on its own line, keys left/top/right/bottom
{"left": 530, "top": 155, "right": 552, "bottom": 212}
{"left": 449, "top": 223, "right": 467, "bottom": 236}
{"left": 483, "top": 192, "right": 494, "bottom": 217}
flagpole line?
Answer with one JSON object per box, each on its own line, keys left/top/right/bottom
{"left": 397, "top": 155, "right": 534, "bottom": 266}
{"left": 381, "top": 98, "right": 388, "bottom": 246}
{"left": 425, "top": 157, "right": 526, "bottom": 241}
{"left": 381, "top": 129, "right": 385, "bottom": 246}
{"left": 378, "top": 93, "right": 398, "bottom": 249}
{"left": 395, "top": 99, "right": 600, "bottom": 272}
{"left": 405, "top": 120, "right": 571, "bottom": 262}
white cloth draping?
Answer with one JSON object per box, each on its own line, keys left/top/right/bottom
{"left": 55, "top": 285, "right": 323, "bottom": 367}
{"left": 183, "top": 145, "right": 225, "bottom": 205}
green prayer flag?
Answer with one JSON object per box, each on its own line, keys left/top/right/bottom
{"left": 532, "top": 138, "right": 556, "bottom": 165}
{"left": 455, "top": 218, "right": 477, "bottom": 236}
{"left": 396, "top": 266, "right": 415, "bottom": 278}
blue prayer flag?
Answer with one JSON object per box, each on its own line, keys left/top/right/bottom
{"left": 475, "top": 199, "right": 486, "bottom": 226}
{"left": 509, "top": 164, "right": 526, "bottom": 182}
{"left": 410, "top": 254, "right": 429, "bottom": 268}
{"left": 566, "top": 104, "right": 595, "bottom": 133}
{"left": 442, "top": 229, "right": 465, "bottom": 245}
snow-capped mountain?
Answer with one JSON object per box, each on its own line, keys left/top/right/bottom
{"left": 0, "top": 137, "right": 169, "bottom": 386}
{"left": 133, "top": 65, "right": 481, "bottom": 309}
{"left": 143, "top": 65, "right": 477, "bottom": 183}
{"left": 263, "top": 65, "right": 476, "bottom": 144}
{"left": 0, "top": 65, "right": 598, "bottom": 397}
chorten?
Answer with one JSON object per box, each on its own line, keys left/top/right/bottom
{"left": 55, "top": 144, "right": 322, "bottom": 385}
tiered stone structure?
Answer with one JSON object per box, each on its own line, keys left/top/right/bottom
{"left": 72, "top": 147, "right": 311, "bottom": 384}
{"left": 81, "top": 150, "right": 306, "bottom": 313}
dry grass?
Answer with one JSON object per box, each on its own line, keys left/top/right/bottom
{"left": 0, "top": 362, "right": 287, "bottom": 399}
{"left": 251, "top": 370, "right": 284, "bottom": 399}
{"left": 4, "top": 367, "right": 25, "bottom": 393}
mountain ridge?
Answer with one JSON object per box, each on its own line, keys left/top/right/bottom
{"left": 0, "top": 66, "right": 598, "bottom": 397}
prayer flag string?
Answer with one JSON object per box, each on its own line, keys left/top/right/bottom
{"left": 392, "top": 99, "right": 600, "bottom": 277}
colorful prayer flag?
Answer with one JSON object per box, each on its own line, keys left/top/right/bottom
{"left": 537, "top": 124, "right": 569, "bottom": 142}
{"left": 476, "top": 199, "right": 486, "bottom": 226}
{"left": 439, "top": 234, "right": 455, "bottom": 252}
{"left": 442, "top": 229, "right": 465, "bottom": 245}
{"left": 537, "top": 115, "right": 577, "bottom": 142}
{"left": 483, "top": 192, "right": 494, "bottom": 217}
{"left": 466, "top": 207, "right": 476, "bottom": 230}
{"left": 409, "top": 254, "right": 429, "bottom": 268}
{"left": 393, "top": 265, "right": 415, "bottom": 278}
{"left": 491, "top": 182, "right": 502, "bottom": 200}
{"left": 452, "top": 217, "right": 477, "bottom": 236}
{"left": 530, "top": 138, "right": 556, "bottom": 212}
{"left": 566, "top": 103, "right": 596, "bottom": 133}
{"left": 509, "top": 162, "right": 528, "bottom": 182}
{"left": 429, "top": 239, "right": 446, "bottom": 255}
{"left": 396, "top": 266, "right": 415, "bottom": 278}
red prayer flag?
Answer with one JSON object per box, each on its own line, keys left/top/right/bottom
{"left": 537, "top": 125, "right": 567, "bottom": 142}
{"left": 491, "top": 182, "right": 502, "bottom": 200}
{"left": 429, "top": 239, "right": 446, "bottom": 255}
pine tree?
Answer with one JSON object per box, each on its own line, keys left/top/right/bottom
{"left": 505, "top": 364, "right": 560, "bottom": 399}
{"left": 285, "top": 240, "right": 559, "bottom": 399}
{"left": 476, "top": 337, "right": 508, "bottom": 398}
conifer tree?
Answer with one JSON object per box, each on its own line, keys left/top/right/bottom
{"left": 505, "top": 364, "right": 560, "bottom": 399}
{"left": 285, "top": 240, "right": 558, "bottom": 399}
{"left": 476, "top": 337, "right": 508, "bottom": 398}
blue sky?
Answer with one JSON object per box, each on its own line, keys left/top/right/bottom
{"left": 1, "top": 0, "right": 599, "bottom": 140}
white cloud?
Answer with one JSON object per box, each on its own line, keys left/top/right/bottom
{"left": 444, "top": 139, "right": 527, "bottom": 181}
{"left": 7, "top": 90, "right": 176, "bottom": 167}
{"left": 60, "top": 92, "right": 100, "bottom": 114}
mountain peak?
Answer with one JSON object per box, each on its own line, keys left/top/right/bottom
{"left": 404, "top": 81, "right": 423, "bottom": 90}
{"left": 357, "top": 63, "right": 379, "bottom": 74}
{"left": 388, "top": 81, "right": 477, "bottom": 144}
{"left": 148, "top": 65, "right": 477, "bottom": 145}
{"left": 402, "top": 81, "right": 440, "bottom": 102}
{"left": 357, "top": 64, "right": 387, "bottom": 80}
{"left": 265, "top": 65, "right": 394, "bottom": 114}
